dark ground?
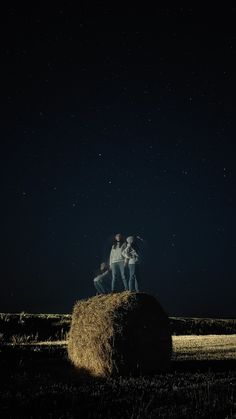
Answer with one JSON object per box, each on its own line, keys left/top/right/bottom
{"left": 0, "top": 314, "right": 235, "bottom": 418}
{"left": 0, "top": 344, "right": 235, "bottom": 418}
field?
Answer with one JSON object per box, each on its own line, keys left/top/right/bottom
{"left": 0, "top": 313, "right": 236, "bottom": 418}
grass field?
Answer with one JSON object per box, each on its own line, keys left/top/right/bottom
{"left": 0, "top": 314, "right": 235, "bottom": 418}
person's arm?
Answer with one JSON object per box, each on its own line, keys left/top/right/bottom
{"left": 122, "top": 244, "right": 130, "bottom": 265}
{"left": 109, "top": 247, "right": 114, "bottom": 267}
{"left": 131, "top": 248, "right": 139, "bottom": 262}
{"left": 121, "top": 246, "right": 128, "bottom": 259}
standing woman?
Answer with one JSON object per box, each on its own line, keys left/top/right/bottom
{"left": 122, "top": 236, "right": 140, "bottom": 292}
{"left": 109, "top": 233, "right": 128, "bottom": 292}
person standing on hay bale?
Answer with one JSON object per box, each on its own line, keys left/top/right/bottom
{"left": 93, "top": 262, "right": 111, "bottom": 294}
{"left": 109, "top": 233, "right": 128, "bottom": 292}
{"left": 122, "top": 236, "right": 140, "bottom": 292}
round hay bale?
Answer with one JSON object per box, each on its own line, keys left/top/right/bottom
{"left": 68, "top": 292, "right": 172, "bottom": 377}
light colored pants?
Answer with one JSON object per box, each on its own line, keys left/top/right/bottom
{"left": 128, "top": 263, "right": 139, "bottom": 292}
{"left": 94, "top": 271, "right": 110, "bottom": 294}
{"left": 111, "top": 261, "right": 128, "bottom": 292}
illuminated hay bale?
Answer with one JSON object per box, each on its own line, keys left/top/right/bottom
{"left": 68, "top": 292, "right": 172, "bottom": 377}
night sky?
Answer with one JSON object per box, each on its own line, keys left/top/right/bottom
{"left": 1, "top": 6, "right": 236, "bottom": 317}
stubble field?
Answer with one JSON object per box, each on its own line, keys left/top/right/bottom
{"left": 0, "top": 313, "right": 235, "bottom": 418}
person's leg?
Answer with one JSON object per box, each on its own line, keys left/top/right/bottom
{"left": 111, "top": 263, "right": 119, "bottom": 292}
{"left": 98, "top": 271, "right": 111, "bottom": 293}
{"left": 94, "top": 276, "right": 104, "bottom": 294}
{"left": 119, "top": 261, "right": 128, "bottom": 291}
{"left": 97, "top": 272, "right": 108, "bottom": 294}
{"left": 128, "top": 264, "right": 135, "bottom": 291}
{"left": 134, "top": 264, "right": 139, "bottom": 292}
{"left": 129, "top": 264, "right": 139, "bottom": 292}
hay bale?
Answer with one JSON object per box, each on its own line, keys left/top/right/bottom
{"left": 68, "top": 292, "right": 172, "bottom": 377}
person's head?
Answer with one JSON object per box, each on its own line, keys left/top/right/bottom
{"left": 100, "top": 262, "right": 107, "bottom": 271}
{"left": 115, "top": 233, "right": 122, "bottom": 242}
{"left": 113, "top": 233, "right": 125, "bottom": 247}
{"left": 126, "top": 235, "right": 139, "bottom": 252}
{"left": 126, "top": 236, "right": 134, "bottom": 245}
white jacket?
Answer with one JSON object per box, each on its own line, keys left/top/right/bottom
{"left": 122, "top": 245, "right": 139, "bottom": 264}
{"left": 109, "top": 243, "right": 126, "bottom": 266}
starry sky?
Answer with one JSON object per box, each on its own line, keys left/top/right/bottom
{"left": 1, "top": 6, "right": 236, "bottom": 316}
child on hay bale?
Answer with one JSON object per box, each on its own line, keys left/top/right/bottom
{"left": 109, "top": 233, "right": 128, "bottom": 292}
{"left": 122, "top": 236, "right": 140, "bottom": 292}
{"left": 93, "top": 262, "right": 111, "bottom": 294}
